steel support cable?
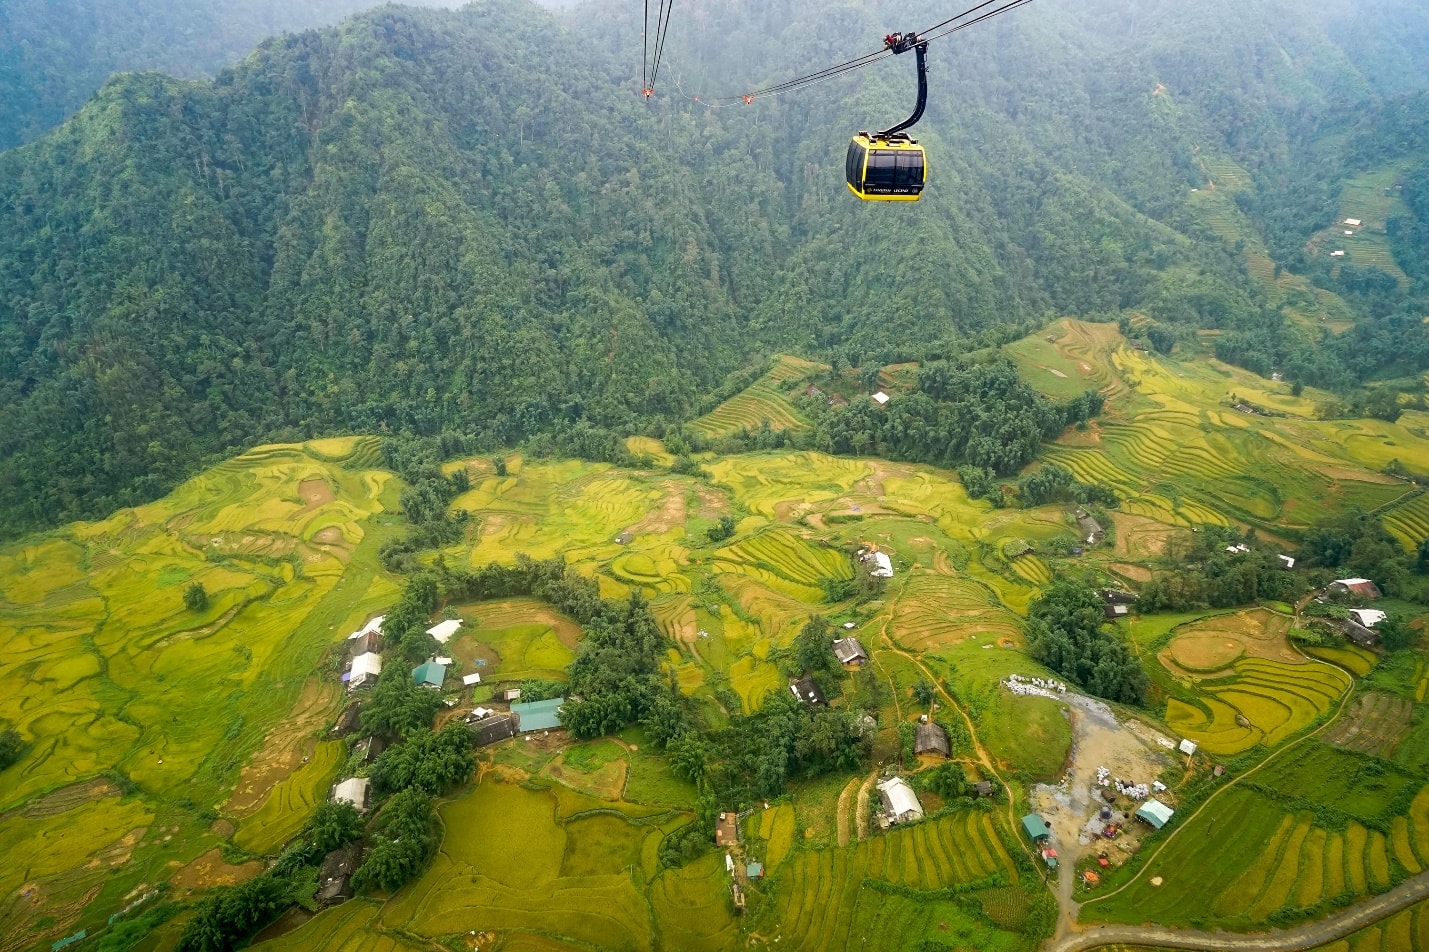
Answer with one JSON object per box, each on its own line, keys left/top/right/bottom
{"left": 659, "top": 0, "right": 1033, "bottom": 105}
{"left": 641, "top": 0, "right": 650, "bottom": 92}
{"left": 648, "top": 0, "right": 676, "bottom": 93}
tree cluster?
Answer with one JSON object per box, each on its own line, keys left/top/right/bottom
{"left": 369, "top": 723, "right": 475, "bottom": 796}
{"left": 1138, "top": 527, "right": 1307, "bottom": 612}
{"left": 1025, "top": 580, "right": 1146, "bottom": 705}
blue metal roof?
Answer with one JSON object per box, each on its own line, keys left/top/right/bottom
{"left": 510, "top": 697, "right": 565, "bottom": 732}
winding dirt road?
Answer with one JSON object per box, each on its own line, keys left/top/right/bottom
{"left": 1050, "top": 870, "right": 1429, "bottom": 951}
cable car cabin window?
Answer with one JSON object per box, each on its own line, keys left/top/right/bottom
{"left": 863, "top": 149, "right": 923, "bottom": 194}
{"left": 845, "top": 142, "right": 867, "bottom": 190}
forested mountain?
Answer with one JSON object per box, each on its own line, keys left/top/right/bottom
{"left": 0, "top": 0, "right": 1427, "bottom": 537}
{"left": 0, "top": 0, "right": 463, "bottom": 150}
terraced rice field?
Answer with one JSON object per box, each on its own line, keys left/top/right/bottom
{"left": 1090, "top": 740, "right": 1429, "bottom": 929}
{"left": 1308, "top": 165, "right": 1411, "bottom": 287}
{"left": 887, "top": 573, "right": 1021, "bottom": 651}
{"left": 1158, "top": 610, "right": 1303, "bottom": 677}
{"left": 1165, "top": 657, "right": 1349, "bottom": 755}
{"left": 760, "top": 810, "right": 1020, "bottom": 951}
{"left": 713, "top": 528, "right": 851, "bottom": 602}
{"left": 688, "top": 355, "right": 820, "bottom": 438}
{"left": 0, "top": 439, "right": 402, "bottom": 949}
{"left": 1381, "top": 490, "right": 1429, "bottom": 551}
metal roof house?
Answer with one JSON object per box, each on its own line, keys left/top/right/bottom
{"left": 468, "top": 713, "right": 518, "bottom": 747}
{"left": 1349, "top": 608, "right": 1387, "bottom": 628}
{"left": 914, "top": 722, "right": 951, "bottom": 758}
{"left": 412, "top": 660, "right": 447, "bottom": 690}
{"left": 878, "top": 776, "right": 924, "bottom": 825}
{"left": 832, "top": 637, "right": 868, "bottom": 665}
{"left": 331, "top": 777, "right": 371, "bottom": 813}
{"left": 511, "top": 697, "right": 566, "bottom": 732}
{"left": 426, "top": 619, "right": 462, "bottom": 644}
{"left": 1329, "top": 578, "right": 1382, "bottom": 599}
{"left": 1021, "top": 814, "right": 1051, "bottom": 842}
{"left": 348, "top": 652, "right": 382, "bottom": 691}
{"left": 870, "top": 552, "right": 894, "bottom": 578}
{"left": 1135, "top": 798, "right": 1175, "bottom": 830}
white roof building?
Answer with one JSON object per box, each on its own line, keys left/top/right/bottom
{"left": 871, "top": 552, "right": 894, "bottom": 579}
{"left": 332, "top": 777, "right": 370, "bottom": 812}
{"left": 1331, "top": 250, "right": 1346, "bottom": 257}
{"left": 1179, "top": 738, "right": 1198, "bottom": 756}
{"left": 462, "top": 672, "right": 483, "bottom": 686}
{"left": 872, "top": 391, "right": 891, "bottom": 406}
{"left": 1349, "top": 608, "right": 1387, "bottom": 628}
{"left": 427, "top": 619, "right": 462, "bottom": 644}
{"left": 1279, "top": 555, "right": 1296, "bottom": 569}
{"left": 349, "top": 652, "right": 382, "bottom": 690}
{"left": 878, "top": 776, "right": 924, "bottom": 824}
{"left": 348, "top": 615, "right": 384, "bottom": 640}
{"left": 1344, "top": 218, "right": 1362, "bottom": 227}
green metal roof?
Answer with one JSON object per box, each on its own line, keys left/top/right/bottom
{"left": 510, "top": 697, "right": 565, "bottom": 732}
{"left": 412, "top": 660, "right": 447, "bottom": 688}
{"left": 1136, "top": 799, "right": 1174, "bottom": 830}
{"left": 1021, "top": 814, "right": 1050, "bottom": 840}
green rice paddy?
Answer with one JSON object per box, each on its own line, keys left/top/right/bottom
{"left": 6, "top": 313, "right": 1429, "bottom": 949}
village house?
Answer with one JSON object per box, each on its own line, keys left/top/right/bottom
{"left": 426, "top": 619, "right": 462, "bottom": 644}
{"left": 468, "top": 712, "right": 518, "bottom": 747}
{"left": 832, "top": 636, "right": 868, "bottom": 666}
{"left": 1021, "top": 814, "right": 1051, "bottom": 843}
{"left": 1076, "top": 511, "right": 1104, "bottom": 545}
{"left": 1328, "top": 578, "right": 1382, "bottom": 599}
{"left": 412, "top": 659, "right": 447, "bottom": 690}
{"left": 347, "top": 652, "right": 382, "bottom": 691}
{"left": 914, "top": 722, "right": 950, "bottom": 758}
{"left": 511, "top": 697, "right": 565, "bottom": 732}
{"left": 331, "top": 777, "right": 371, "bottom": 813}
{"left": 353, "top": 735, "right": 387, "bottom": 765}
{"left": 330, "top": 701, "right": 361, "bottom": 736}
{"left": 1348, "top": 608, "right": 1387, "bottom": 628}
{"left": 1135, "top": 798, "right": 1175, "bottom": 830}
{"left": 317, "top": 847, "right": 358, "bottom": 904}
{"left": 790, "top": 675, "right": 827, "bottom": 706}
{"left": 877, "top": 776, "right": 924, "bottom": 825}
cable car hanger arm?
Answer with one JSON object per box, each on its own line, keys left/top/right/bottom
{"left": 877, "top": 35, "right": 928, "bottom": 138}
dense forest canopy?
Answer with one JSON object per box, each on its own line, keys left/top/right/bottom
{"left": 0, "top": 0, "right": 1426, "bottom": 537}
{"left": 0, "top": 0, "right": 465, "bottom": 150}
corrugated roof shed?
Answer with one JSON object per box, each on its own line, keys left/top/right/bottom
{"left": 1021, "top": 814, "right": 1050, "bottom": 840}
{"left": 426, "top": 619, "right": 462, "bottom": 643}
{"left": 878, "top": 777, "right": 924, "bottom": 823}
{"left": 511, "top": 697, "right": 566, "bottom": 732}
{"left": 412, "top": 660, "right": 447, "bottom": 689}
{"left": 1136, "top": 798, "right": 1174, "bottom": 829}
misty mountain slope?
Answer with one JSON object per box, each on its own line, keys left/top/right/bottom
{"left": 0, "top": 0, "right": 1425, "bottom": 537}
{"left": 0, "top": 0, "right": 466, "bottom": 149}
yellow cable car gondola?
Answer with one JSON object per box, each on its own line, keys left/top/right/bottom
{"left": 846, "top": 34, "right": 929, "bottom": 202}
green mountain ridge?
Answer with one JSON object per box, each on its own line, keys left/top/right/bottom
{"left": 0, "top": 0, "right": 467, "bottom": 150}
{"left": 0, "top": 0, "right": 1427, "bottom": 539}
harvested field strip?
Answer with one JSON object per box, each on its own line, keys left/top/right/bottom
{"left": 1323, "top": 692, "right": 1412, "bottom": 757}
